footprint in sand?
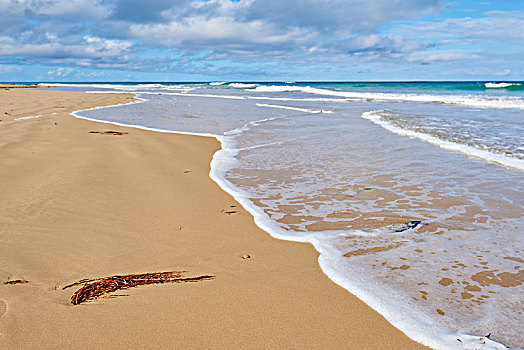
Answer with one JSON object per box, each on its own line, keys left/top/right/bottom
{"left": 0, "top": 299, "right": 7, "bottom": 317}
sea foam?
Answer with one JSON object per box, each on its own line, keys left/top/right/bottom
{"left": 485, "top": 82, "right": 521, "bottom": 88}
{"left": 361, "top": 110, "right": 524, "bottom": 170}
{"left": 229, "top": 83, "right": 258, "bottom": 88}
{"left": 253, "top": 85, "right": 524, "bottom": 109}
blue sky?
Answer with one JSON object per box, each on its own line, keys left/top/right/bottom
{"left": 0, "top": 0, "right": 522, "bottom": 81}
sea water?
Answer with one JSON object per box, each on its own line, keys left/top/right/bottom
{"left": 43, "top": 82, "right": 523, "bottom": 349}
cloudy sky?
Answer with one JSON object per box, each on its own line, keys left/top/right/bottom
{"left": 0, "top": 0, "right": 522, "bottom": 81}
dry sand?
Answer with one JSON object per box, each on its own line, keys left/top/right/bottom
{"left": 0, "top": 88, "right": 427, "bottom": 349}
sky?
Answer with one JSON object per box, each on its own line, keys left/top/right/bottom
{"left": 0, "top": 0, "right": 522, "bottom": 82}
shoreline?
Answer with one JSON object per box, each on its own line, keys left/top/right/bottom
{"left": 73, "top": 89, "right": 512, "bottom": 349}
{"left": 0, "top": 88, "right": 426, "bottom": 349}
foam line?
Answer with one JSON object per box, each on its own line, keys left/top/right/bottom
{"left": 362, "top": 110, "right": 524, "bottom": 171}
{"left": 126, "top": 90, "right": 357, "bottom": 103}
{"left": 228, "top": 83, "right": 258, "bottom": 88}
{"left": 253, "top": 85, "right": 524, "bottom": 109}
{"left": 70, "top": 99, "right": 216, "bottom": 139}
{"left": 485, "top": 82, "right": 521, "bottom": 88}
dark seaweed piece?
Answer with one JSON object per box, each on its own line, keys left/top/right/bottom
{"left": 395, "top": 220, "right": 425, "bottom": 233}
{"left": 63, "top": 271, "right": 214, "bottom": 305}
{"left": 4, "top": 279, "right": 29, "bottom": 285}
{"left": 88, "top": 131, "right": 128, "bottom": 135}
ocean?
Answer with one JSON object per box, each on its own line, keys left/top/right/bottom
{"left": 38, "top": 81, "right": 523, "bottom": 349}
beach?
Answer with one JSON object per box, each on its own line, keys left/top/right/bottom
{"left": 0, "top": 88, "right": 426, "bottom": 349}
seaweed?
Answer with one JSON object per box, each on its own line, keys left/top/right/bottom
{"left": 63, "top": 271, "right": 214, "bottom": 305}
{"left": 88, "top": 131, "right": 128, "bottom": 135}
{"left": 4, "top": 279, "right": 29, "bottom": 285}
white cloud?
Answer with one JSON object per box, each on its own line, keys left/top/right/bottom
{"left": 396, "top": 11, "right": 524, "bottom": 41}
{"left": 35, "top": 0, "right": 110, "bottom": 18}
{"left": 129, "top": 0, "right": 439, "bottom": 51}
{"left": 407, "top": 50, "right": 480, "bottom": 63}
{"left": 47, "top": 67, "right": 73, "bottom": 76}
{"left": 130, "top": 16, "right": 303, "bottom": 46}
{"left": 0, "top": 64, "right": 22, "bottom": 73}
{"left": 494, "top": 69, "right": 511, "bottom": 76}
{"left": 0, "top": 0, "right": 110, "bottom": 18}
{"left": 83, "top": 36, "right": 133, "bottom": 56}
{"left": 0, "top": 35, "right": 132, "bottom": 59}
{"left": 0, "top": 0, "right": 520, "bottom": 78}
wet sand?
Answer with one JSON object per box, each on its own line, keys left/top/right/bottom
{"left": 0, "top": 88, "right": 426, "bottom": 349}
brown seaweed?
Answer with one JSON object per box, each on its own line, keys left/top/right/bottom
{"left": 4, "top": 279, "right": 30, "bottom": 285}
{"left": 88, "top": 131, "right": 128, "bottom": 135}
{"left": 63, "top": 271, "right": 214, "bottom": 305}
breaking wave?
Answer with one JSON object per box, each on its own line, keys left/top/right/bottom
{"left": 253, "top": 85, "right": 524, "bottom": 109}
{"left": 361, "top": 110, "right": 524, "bottom": 170}
{"left": 484, "top": 82, "right": 522, "bottom": 89}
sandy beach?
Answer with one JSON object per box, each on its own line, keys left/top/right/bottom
{"left": 0, "top": 88, "right": 426, "bottom": 349}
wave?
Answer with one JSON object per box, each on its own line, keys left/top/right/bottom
{"left": 127, "top": 91, "right": 357, "bottom": 103}
{"left": 228, "top": 83, "right": 258, "bottom": 89}
{"left": 253, "top": 85, "right": 524, "bottom": 109}
{"left": 209, "top": 82, "right": 227, "bottom": 86}
{"left": 47, "top": 82, "right": 524, "bottom": 109}
{"left": 361, "top": 110, "right": 524, "bottom": 171}
{"left": 255, "top": 103, "right": 333, "bottom": 114}
{"left": 137, "top": 91, "right": 248, "bottom": 100}
{"left": 485, "top": 82, "right": 522, "bottom": 89}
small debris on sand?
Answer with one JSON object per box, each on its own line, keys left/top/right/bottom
{"left": 63, "top": 271, "right": 214, "bottom": 305}
{"left": 242, "top": 254, "right": 251, "bottom": 259}
{"left": 395, "top": 220, "right": 427, "bottom": 232}
{"left": 88, "top": 131, "right": 128, "bottom": 136}
{"left": 4, "top": 279, "right": 29, "bottom": 285}
{"left": 221, "top": 208, "right": 237, "bottom": 215}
